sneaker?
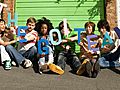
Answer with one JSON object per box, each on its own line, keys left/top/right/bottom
{"left": 11, "top": 61, "right": 16, "bottom": 66}
{"left": 5, "top": 60, "right": 11, "bottom": 70}
{"left": 92, "top": 71, "right": 98, "bottom": 78}
{"left": 76, "top": 59, "right": 88, "bottom": 75}
{"left": 86, "top": 61, "right": 92, "bottom": 78}
{"left": 38, "top": 64, "right": 48, "bottom": 74}
{"left": 49, "top": 64, "right": 64, "bottom": 75}
{"left": 41, "top": 64, "right": 48, "bottom": 70}
{"left": 24, "top": 59, "right": 32, "bottom": 68}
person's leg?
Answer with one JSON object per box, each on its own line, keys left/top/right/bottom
{"left": 0, "top": 45, "right": 11, "bottom": 64}
{"left": 57, "top": 52, "right": 67, "bottom": 70}
{"left": 98, "top": 57, "right": 120, "bottom": 68}
{"left": 104, "top": 46, "right": 120, "bottom": 61}
{"left": 67, "top": 52, "right": 81, "bottom": 72}
{"left": 91, "top": 59, "right": 100, "bottom": 78}
{"left": 0, "top": 45, "right": 11, "bottom": 70}
{"left": 19, "top": 46, "right": 37, "bottom": 62}
{"left": 5, "top": 45, "right": 25, "bottom": 66}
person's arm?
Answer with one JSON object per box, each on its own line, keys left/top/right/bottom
{"left": 25, "top": 32, "right": 38, "bottom": 41}
{"left": 25, "top": 34, "right": 35, "bottom": 41}
{"left": 0, "top": 39, "right": 17, "bottom": 46}
{"left": 100, "top": 44, "right": 115, "bottom": 54}
{"left": 67, "top": 35, "right": 78, "bottom": 41}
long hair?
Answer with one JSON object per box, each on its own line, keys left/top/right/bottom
{"left": 97, "top": 20, "right": 110, "bottom": 32}
{"left": 35, "top": 17, "right": 54, "bottom": 35}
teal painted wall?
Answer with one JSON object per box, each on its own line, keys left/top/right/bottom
{"left": 15, "top": 0, "right": 105, "bottom": 53}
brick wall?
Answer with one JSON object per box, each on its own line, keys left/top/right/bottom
{"left": 106, "top": 0, "right": 117, "bottom": 30}
{"left": 3, "top": 0, "right": 15, "bottom": 26}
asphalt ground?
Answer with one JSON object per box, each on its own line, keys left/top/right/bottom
{"left": 0, "top": 65, "right": 120, "bottom": 90}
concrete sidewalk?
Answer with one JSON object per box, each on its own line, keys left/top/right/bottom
{"left": 0, "top": 66, "right": 120, "bottom": 90}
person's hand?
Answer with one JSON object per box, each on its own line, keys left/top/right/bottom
{"left": 15, "top": 37, "right": 20, "bottom": 42}
{"left": 66, "top": 45, "right": 71, "bottom": 50}
{"left": 66, "top": 38, "right": 74, "bottom": 42}
{"left": 79, "top": 42, "right": 83, "bottom": 46}
{"left": 103, "top": 45, "right": 110, "bottom": 51}
{"left": 87, "top": 50, "right": 95, "bottom": 54}
{"left": 40, "top": 54, "right": 45, "bottom": 58}
{"left": 62, "top": 39, "right": 68, "bottom": 43}
{"left": 101, "top": 45, "right": 111, "bottom": 53}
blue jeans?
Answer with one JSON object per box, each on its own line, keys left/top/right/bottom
{"left": 5, "top": 45, "right": 25, "bottom": 66}
{"left": 57, "top": 50, "right": 81, "bottom": 72}
{"left": 19, "top": 46, "right": 37, "bottom": 62}
{"left": 5, "top": 45, "right": 37, "bottom": 66}
{"left": 99, "top": 46, "right": 120, "bottom": 68}
{"left": 98, "top": 57, "right": 120, "bottom": 68}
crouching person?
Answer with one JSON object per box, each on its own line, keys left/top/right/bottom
{"left": 77, "top": 22, "right": 100, "bottom": 78}
{"left": 50, "top": 21, "right": 81, "bottom": 75}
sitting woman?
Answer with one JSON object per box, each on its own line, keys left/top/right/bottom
{"left": 35, "top": 17, "right": 55, "bottom": 74}
{"left": 97, "top": 20, "right": 120, "bottom": 68}
{"left": 77, "top": 21, "right": 100, "bottom": 78}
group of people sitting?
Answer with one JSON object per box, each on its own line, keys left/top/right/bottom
{"left": 0, "top": 17, "right": 120, "bottom": 78}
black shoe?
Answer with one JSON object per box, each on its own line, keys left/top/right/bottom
{"left": 94, "top": 60, "right": 100, "bottom": 72}
{"left": 92, "top": 60, "right": 100, "bottom": 78}
{"left": 92, "top": 71, "right": 98, "bottom": 78}
{"left": 86, "top": 61, "right": 92, "bottom": 78}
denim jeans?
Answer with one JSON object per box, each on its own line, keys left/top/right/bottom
{"left": 98, "top": 57, "right": 120, "bottom": 68}
{"left": 6, "top": 45, "right": 37, "bottom": 66}
{"left": 99, "top": 46, "right": 120, "bottom": 68}
{"left": 57, "top": 50, "right": 81, "bottom": 72}
{"left": 19, "top": 46, "right": 37, "bottom": 62}
{"left": 103, "top": 46, "right": 120, "bottom": 61}
{"left": 5, "top": 45, "right": 25, "bottom": 66}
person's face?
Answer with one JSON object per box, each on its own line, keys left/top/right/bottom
{"left": 26, "top": 22, "right": 35, "bottom": 32}
{"left": 61, "top": 28, "right": 69, "bottom": 35}
{"left": 100, "top": 27, "right": 106, "bottom": 35}
{"left": 86, "top": 25, "right": 93, "bottom": 35}
{"left": 60, "top": 24, "right": 69, "bottom": 35}
{"left": 41, "top": 24, "right": 48, "bottom": 35}
{"left": 0, "top": 21, "right": 5, "bottom": 32}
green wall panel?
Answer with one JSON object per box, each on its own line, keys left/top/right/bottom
{"left": 15, "top": 0, "right": 105, "bottom": 29}
{"left": 15, "top": 0, "right": 105, "bottom": 53}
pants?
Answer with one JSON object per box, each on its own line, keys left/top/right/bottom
{"left": 5, "top": 45, "right": 25, "bottom": 66}
{"left": 99, "top": 46, "right": 120, "bottom": 67}
{"left": 5, "top": 45, "right": 37, "bottom": 66}
{"left": 103, "top": 46, "right": 120, "bottom": 61}
{"left": 19, "top": 46, "right": 37, "bottom": 62}
{"left": 0, "top": 45, "right": 11, "bottom": 64}
{"left": 98, "top": 57, "right": 120, "bottom": 68}
{"left": 57, "top": 50, "right": 81, "bottom": 72}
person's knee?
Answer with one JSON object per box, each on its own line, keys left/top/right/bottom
{"left": 5, "top": 45, "right": 13, "bottom": 49}
{"left": 31, "top": 46, "right": 37, "bottom": 53}
{"left": 5, "top": 45, "right": 13, "bottom": 52}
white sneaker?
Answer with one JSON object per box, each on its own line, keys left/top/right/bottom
{"left": 11, "top": 61, "right": 16, "bottom": 66}
{"left": 24, "top": 59, "right": 32, "bottom": 68}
